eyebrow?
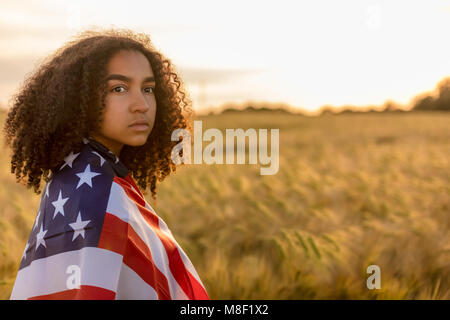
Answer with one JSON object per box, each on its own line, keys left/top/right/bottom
{"left": 105, "top": 74, "right": 156, "bottom": 83}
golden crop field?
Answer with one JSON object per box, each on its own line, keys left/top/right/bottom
{"left": 0, "top": 109, "right": 449, "bottom": 299}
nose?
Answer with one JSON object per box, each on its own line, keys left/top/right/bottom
{"left": 129, "top": 88, "right": 151, "bottom": 113}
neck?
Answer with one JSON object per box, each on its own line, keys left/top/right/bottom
{"left": 89, "top": 134, "right": 123, "bottom": 157}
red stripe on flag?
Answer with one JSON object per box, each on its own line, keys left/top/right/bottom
{"left": 98, "top": 212, "right": 171, "bottom": 300}
{"left": 123, "top": 174, "right": 145, "bottom": 198}
{"left": 28, "top": 285, "right": 115, "bottom": 300}
{"left": 115, "top": 175, "right": 210, "bottom": 300}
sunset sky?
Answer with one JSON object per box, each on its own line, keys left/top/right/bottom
{"left": 1, "top": 0, "right": 449, "bottom": 114}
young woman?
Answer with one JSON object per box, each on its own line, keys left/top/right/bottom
{"left": 3, "top": 28, "right": 209, "bottom": 300}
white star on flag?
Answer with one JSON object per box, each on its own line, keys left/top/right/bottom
{"left": 22, "top": 243, "right": 29, "bottom": 259}
{"left": 36, "top": 225, "right": 48, "bottom": 251}
{"left": 33, "top": 210, "right": 41, "bottom": 230}
{"left": 69, "top": 211, "right": 91, "bottom": 241}
{"left": 60, "top": 151, "right": 80, "bottom": 170}
{"left": 75, "top": 164, "right": 101, "bottom": 189}
{"left": 92, "top": 151, "right": 106, "bottom": 166}
{"left": 51, "top": 190, "right": 69, "bottom": 219}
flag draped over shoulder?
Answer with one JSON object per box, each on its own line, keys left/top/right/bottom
{"left": 10, "top": 137, "right": 209, "bottom": 300}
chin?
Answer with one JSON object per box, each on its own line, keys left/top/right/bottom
{"left": 125, "top": 135, "right": 149, "bottom": 147}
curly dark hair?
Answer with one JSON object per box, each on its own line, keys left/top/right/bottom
{"left": 2, "top": 27, "right": 194, "bottom": 200}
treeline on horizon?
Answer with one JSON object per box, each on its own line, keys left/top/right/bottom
{"left": 210, "top": 76, "right": 450, "bottom": 116}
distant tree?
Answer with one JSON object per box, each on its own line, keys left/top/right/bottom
{"left": 221, "top": 107, "right": 240, "bottom": 113}
{"left": 339, "top": 108, "right": 356, "bottom": 114}
{"left": 413, "top": 95, "right": 435, "bottom": 111}
{"left": 412, "top": 76, "right": 450, "bottom": 111}
{"left": 382, "top": 100, "right": 400, "bottom": 112}
{"left": 319, "top": 105, "right": 336, "bottom": 116}
{"left": 435, "top": 77, "right": 450, "bottom": 111}
{"left": 244, "top": 105, "right": 257, "bottom": 112}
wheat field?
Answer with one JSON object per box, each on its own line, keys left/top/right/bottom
{"left": 0, "top": 109, "right": 449, "bottom": 299}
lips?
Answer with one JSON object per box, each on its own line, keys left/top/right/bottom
{"left": 129, "top": 119, "right": 149, "bottom": 127}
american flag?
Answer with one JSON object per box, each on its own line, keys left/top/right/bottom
{"left": 10, "top": 137, "right": 209, "bottom": 300}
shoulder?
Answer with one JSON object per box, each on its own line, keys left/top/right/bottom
{"left": 42, "top": 143, "right": 118, "bottom": 222}
{"left": 50, "top": 142, "right": 118, "bottom": 183}
{"left": 19, "top": 145, "right": 121, "bottom": 270}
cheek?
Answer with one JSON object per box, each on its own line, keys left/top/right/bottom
{"left": 145, "top": 96, "right": 157, "bottom": 116}
{"left": 149, "top": 102, "right": 157, "bottom": 126}
{"left": 101, "top": 102, "right": 123, "bottom": 133}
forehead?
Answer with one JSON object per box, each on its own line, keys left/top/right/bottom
{"left": 107, "top": 50, "right": 154, "bottom": 77}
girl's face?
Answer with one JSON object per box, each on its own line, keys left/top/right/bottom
{"left": 90, "top": 49, "right": 157, "bottom": 156}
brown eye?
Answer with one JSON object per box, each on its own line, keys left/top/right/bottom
{"left": 144, "top": 86, "right": 155, "bottom": 94}
{"left": 111, "top": 86, "right": 126, "bottom": 93}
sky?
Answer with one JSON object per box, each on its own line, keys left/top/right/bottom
{"left": 0, "top": 0, "right": 450, "bottom": 114}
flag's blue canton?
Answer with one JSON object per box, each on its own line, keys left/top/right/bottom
{"left": 19, "top": 137, "right": 129, "bottom": 270}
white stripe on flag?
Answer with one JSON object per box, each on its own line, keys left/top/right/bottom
{"left": 10, "top": 247, "right": 123, "bottom": 300}
{"left": 107, "top": 181, "right": 189, "bottom": 299}
{"left": 115, "top": 263, "right": 158, "bottom": 300}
